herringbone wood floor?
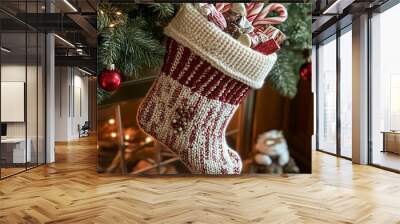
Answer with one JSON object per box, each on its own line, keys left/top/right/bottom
{"left": 0, "top": 136, "right": 399, "bottom": 224}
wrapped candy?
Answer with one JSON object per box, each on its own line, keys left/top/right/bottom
{"left": 196, "top": 3, "right": 287, "bottom": 51}
{"left": 250, "top": 25, "right": 286, "bottom": 47}
{"left": 248, "top": 3, "right": 288, "bottom": 54}
{"left": 223, "top": 3, "right": 254, "bottom": 45}
{"left": 249, "top": 32, "right": 269, "bottom": 47}
{"left": 195, "top": 3, "right": 227, "bottom": 30}
{"left": 209, "top": 10, "right": 227, "bottom": 30}
{"left": 261, "top": 25, "right": 286, "bottom": 45}
{"left": 251, "top": 27, "right": 286, "bottom": 55}
{"left": 254, "top": 39, "right": 280, "bottom": 55}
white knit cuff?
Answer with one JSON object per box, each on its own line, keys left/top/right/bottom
{"left": 164, "top": 3, "right": 277, "bottom": 89}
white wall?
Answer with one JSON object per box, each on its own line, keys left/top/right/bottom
{"left": 1, "top": 64, "right": 46, "bottom": 163}
{"left": 54, "top": 66, "right": 89, "bottom": 141}
{"left": 1, "top": 65, "right": 26, "bottom": 138}
{"left": 55, "top": 66, "right": 70, "bottom": 141}
{"left": 1, "top": 65, "right": 42, "bottom": 137}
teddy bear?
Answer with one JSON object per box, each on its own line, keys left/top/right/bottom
{"left": 254, "top": 130, "right": 290, "bottom": 167}
{"left": 241, "top": 130, "right": 300, "bottom": 174}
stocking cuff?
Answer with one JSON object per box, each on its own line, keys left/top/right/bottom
{"left": 164, "top": 3, "right": 277, "bottom": 89}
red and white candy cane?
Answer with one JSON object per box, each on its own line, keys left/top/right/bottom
{"left": 253, "top": 3, "right": 288, "bottom": 26}
{"left": 249, "top": 26, "right": 286, "bottom": 48}
{"left": 215, "top": 3, "right": 231, "bottom": 13}
{"left": 246, "top": 3, "right": 264, "bottom": 23}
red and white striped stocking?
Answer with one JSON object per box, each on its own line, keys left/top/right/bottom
{"left": 137, "top": 4, "right": 276, "bottom": 174}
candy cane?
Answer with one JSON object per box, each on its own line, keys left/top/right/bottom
{"left": 246, "top": 3, "right": 264, "bottom": 23}
{"left": 215, "top": 3, "right": 232, "bottom": 13}
{"left": 215, "top": 3, "right": 226, "bottom": 12}
{"left": 245, "top": 3, "right": 255, "bottom": 12}
{"left": 262, "top": 25, "right": 286, "bottom": 44}
{"left": 249, "top": 25, "right": 286, "bottom": 47}
{"left": 217, "top": 3, "right": 254, "bottom": 14}
{"left": 253, "top": 3, "right": 287, "bottom": 26}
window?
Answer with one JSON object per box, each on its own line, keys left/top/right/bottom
{"left": 370, "top": 2, "right": 400, "bottom": 171}
{"left": 0, "top": 1, "right": 47, "bottom": 179}
{"left": 317, "top": 36, "right": 337, "bottom": 154}
{"left": 339, "top": 28, "right": 352, "bottom": 158}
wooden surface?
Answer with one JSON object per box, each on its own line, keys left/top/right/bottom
{"left": 1, "top": 136, "right": 400, "bottom": 223}
{"left": 0, "top": 167, "right": 25, "bottom": 178}
{"left": 373, "top": 150, "right": 400, "bottom": 171}
{"left": 252, "top": 81, "right": 313, "bottom": 173}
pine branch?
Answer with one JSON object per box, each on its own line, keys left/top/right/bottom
{"left": 97, "top": 87, "right": 111, "bottom": 104}
{"left": 149, "top": 3, "right": 176, "bottom": 19}
{"left": 99, "top": 28, "right": 121, "bottom": 67}
{"left": 99, "top": 16, "right": 165, "bottom": 78}
{"left": 266, "top": 3, "right": 312, "bottom": 98}
{"left": 266, "top": 49, "right": 301, "bottom": 98}
{"left": 98, "top": 4, "right": 174, "bottom": 77}
{"left": 116, "top": 20, "right": 165, "bottom": 77}
{"left": 98, "top": 4, "right": 176, "bottom": 102}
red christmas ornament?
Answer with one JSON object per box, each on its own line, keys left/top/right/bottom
{"left": 98, "top": 64, "right": 121, "bottom": 92}
{"left": 299, "top": 62, "right": 311, "bottom": 80}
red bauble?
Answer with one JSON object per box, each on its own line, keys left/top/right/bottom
{"left": 98, "top": 68, "right": 121, "bottom": 92}
{"left": 299, "top": 62, "right": 311, "bottom": 80}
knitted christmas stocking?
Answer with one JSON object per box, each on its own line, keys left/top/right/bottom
{"left": 137, "top": 4, "right": 276, "bottom": 174}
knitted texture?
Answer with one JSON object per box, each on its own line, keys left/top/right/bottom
{"left": 138, "top": 39, "right": 245, "bottom": 174}
{"left": 164, "top": 3, "right": 277, "bottom": 89}
{"left": 137, "top": 3, "right": 278, "bottom": 174}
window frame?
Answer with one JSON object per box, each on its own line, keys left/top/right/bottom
{"left": 315, "top": 24, "right": 353, "bottom": 160}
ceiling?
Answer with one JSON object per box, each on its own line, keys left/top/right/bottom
{"left": 0, "top": 0, "right": 97, "bottom": 72}
{"left": 312, "top": 0, "right": 390, "bottom": 43}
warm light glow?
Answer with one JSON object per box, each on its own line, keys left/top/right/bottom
{"left": 116, "top": 11, "right": 122, "bottom": 16}
{"left": 110, "top": 132, "right": 117, "bottom": 138}
{"left": 109, "top": 23, "right": 115, "bottom": 28}
{"left": 108, "top": 118, "right": 115, "bottom": 125}
{"left": 145, "top": 137, "right": 152, "bottom": 143}
{"left": 124, "top": 134, "right": 130, "bottom": 141}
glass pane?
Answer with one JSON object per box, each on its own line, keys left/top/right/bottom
{"left": 27, "top": 31, "right": 38, "bottom": 168}
{"left": 1, "top": 30, "right": 27, "bottom": 177}
{"left": 38, "top": 32, "right": 45, "bottom": 164}
{"left": 340, "top": 29, "right": 352, "bottom": 158}
{"left": 371, "top": 4, "right": 400, "bottom": 171}
{"left": 317, "top": 37, "right": 337, "bottom": 154}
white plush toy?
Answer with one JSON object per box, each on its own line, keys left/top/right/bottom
{"left": 254, "top": 130, "right": 290, "bottom": 166}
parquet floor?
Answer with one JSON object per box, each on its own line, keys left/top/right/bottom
{"left": 1, "top": 136, "right": 400, "bottom": 224}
